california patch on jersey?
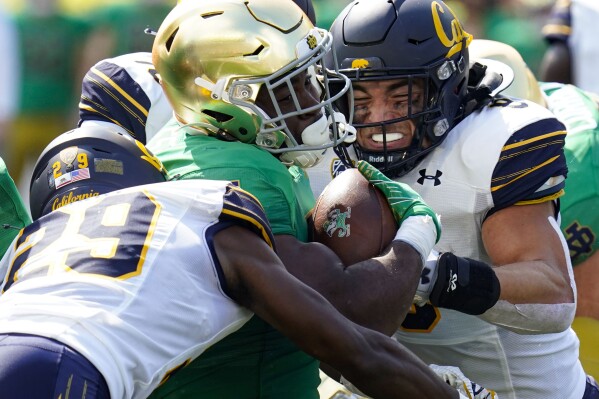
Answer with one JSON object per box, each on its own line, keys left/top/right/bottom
{"left": 306, "top": 148, "right": 355, "bottom": 198}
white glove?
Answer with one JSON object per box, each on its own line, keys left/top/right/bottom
{"left": 429, "top": 364, "right": 499, "bottom": 399}
{"left": 413, "top": 249, "right": 440, "bottom": 306}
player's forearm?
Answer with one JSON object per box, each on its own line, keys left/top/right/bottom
{"left": 340, "top": 241, "right": 423, "bottom": 334}
{"left": 477, "top": 260, "right": 576, "bottom": 334}
{"left": 344, "top": 330, "right": 459, "bottom": 398}
{"left": 277, "top": 235, "right": 422, "bottom": 335}
{"left": 492, "top": 259, "right": 574, "bottom": 304}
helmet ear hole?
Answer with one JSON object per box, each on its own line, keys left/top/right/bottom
{"left": 203, "top": 109, "right": 233, "bottom": 122}
{"left": 245, "top": 45, "right": 265, "bottom": 57}
{"left": 165, "top": 28, "right": 179, "bottom": 52}
{"left": 239, "top": 127, "right": 249, "bottom": 136}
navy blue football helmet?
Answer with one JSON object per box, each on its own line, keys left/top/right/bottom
{"left": 30, "top": 125, "right": 167, "bottom": 220}
{"left": 326, "top": 0, "right": 472, "bottom": 177}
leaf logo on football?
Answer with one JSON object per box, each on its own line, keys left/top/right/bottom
{"left": 323, "top": 207, "right": 351, "bottom": 238}
{"left": 313, "top": 168, "right": 397, "bottom": 265}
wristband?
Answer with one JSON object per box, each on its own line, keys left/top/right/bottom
{"left": 429, "top": 253, "right": 500, "bottom": 315}
{"left": 393, "top": 215, "right": 438, "bottom": 264}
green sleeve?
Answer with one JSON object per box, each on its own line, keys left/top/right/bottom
{"left": 0, "top": 158, "right": 32, "bottom": 257}
{"left": 149, "top": 125, "right": 313, "bottom": 241}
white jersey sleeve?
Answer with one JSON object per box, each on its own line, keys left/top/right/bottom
{"left": 0, "top": 180, "right": 273, "bottom": 399}
{"left": 78, "top": 52, "right": 173, "bottom": 143}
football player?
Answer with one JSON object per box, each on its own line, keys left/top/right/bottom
{"left": 145, "top": 0, "right": 445, "bottom": 398}
{"left": 320, "top": 0, "right": 598, "bottom": 398}
{"left": 0, "top": 125, "right": 470, "bottom": 399}
{"left": 470, "top": 38, "right": 599, "bottom": 382}
{"left": 72, "top": 2, "right": 502, "bottom": 397}
{"left": 540, "top": 0, "right": 599, "bottom": 95}
{"left": 77, "top": 0, "right": 317, "bottom": 145}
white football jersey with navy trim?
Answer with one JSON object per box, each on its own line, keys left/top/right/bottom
{"left": 393, "top": 101, "right": 584, "bottom": 399}
{"left": 311, "top": 99, "right": 585, "bottom": 398}
{"left": 0, "top": 180, "right": 267, "bottom": 399}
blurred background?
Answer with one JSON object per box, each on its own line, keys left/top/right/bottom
{"left": 0, "top": 0, "right": 556, "bottom": 199}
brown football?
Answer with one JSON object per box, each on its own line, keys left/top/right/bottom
{"left": 312, "top": 168, "right": 398, "bottom": 265}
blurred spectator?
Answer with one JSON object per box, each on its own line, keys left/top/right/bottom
{"left": 58, "top": 0, "right": 136, "bottom": 16}
{"left": 540, "top": 0, "right": 599, "bottom": 95}
{"left": 448, "top": 0, "right": 551, "bottom": 74}
{"left": 5, "top": 0, "right": 89, "bottom": 199}
{"left": 0, "top": 4, "right": 34, "bottom": 264}
{"left": 78, "top": 0, "right": 173, "bottom": 71}
{"left": 0, "top": 3, "right": 19, "bottom": 155}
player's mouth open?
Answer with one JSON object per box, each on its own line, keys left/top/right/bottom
{"left": 365, "top": 132, "right": 409, "bottom": 150}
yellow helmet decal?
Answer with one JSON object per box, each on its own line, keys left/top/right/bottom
{"left": 431, "top": 1, "right": 472, "bottom": 59}
{"left": 306, "top": 34, "right": 318, "bottom": 50}
{"left": 135, "top": 140, "right": 165, "bottom": 174}
{"left": 351, "top": 59, "right": 370, "bottom": 69}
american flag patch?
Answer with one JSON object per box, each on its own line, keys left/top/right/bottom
{"left": 55, "top": 168, "right": 91, "bottom": 189}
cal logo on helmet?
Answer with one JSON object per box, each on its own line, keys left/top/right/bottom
{"left": 136, "top": 140, "right": 165, "bottom": 174}
{"left": 431, "top": 0, "right": 472, "bottom": 58}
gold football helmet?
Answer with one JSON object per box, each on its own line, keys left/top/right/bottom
{"left": 153, "top": 0, "right": 352, "bottom": 168}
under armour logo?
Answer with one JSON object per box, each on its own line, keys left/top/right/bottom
{"left": 447, "top": 270, "right": 457, "bottom": 292}
{"left": 565, "top": 222, "right": 595, "bottom": 260}
{"left": 417, "top": 169, "right": 443, "bottom": 186}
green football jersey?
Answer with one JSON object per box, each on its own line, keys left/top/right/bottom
{"left": 0, "top": 157, "right": 32, "bottom": 258}
{"left": 542, "top": 83, "right": 599, "bottom": 266}
{"left": 146, "top": 120, "right": 319, "bottom": 399}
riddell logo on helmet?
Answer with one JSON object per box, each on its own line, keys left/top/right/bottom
{"left": 52, "top": 191, "right": 100, "bottom": 211}
{"left": 368, "top": 155, "right": 393, "bottom": 163}
{"left": 431, "top": 1, "right": 472, "bottom": 58}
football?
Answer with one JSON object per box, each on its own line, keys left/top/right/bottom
{"left": 312, "top": 168, "right": 398, "bottom": 265}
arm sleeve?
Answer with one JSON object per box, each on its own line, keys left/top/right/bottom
{"left": 487, "top": 117, "right": 568, "bottom": 219}
{"left": 220, "top": 183, "right": 276, "bottom": 251}
{"left": 541, "top": 1, "right": 571, "bottom": 44}
{"left": 78, "top": 53, "right": 161, "bottom": 143}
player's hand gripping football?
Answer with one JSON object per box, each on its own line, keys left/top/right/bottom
{"left": 357, "top": 160, "right": 441, "bottom": 238}
{"left": 357, "top": 160, "right": 441, "bottom": 265}
{"left": 429, "top": 364, "right": 499, "bottom": 399}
